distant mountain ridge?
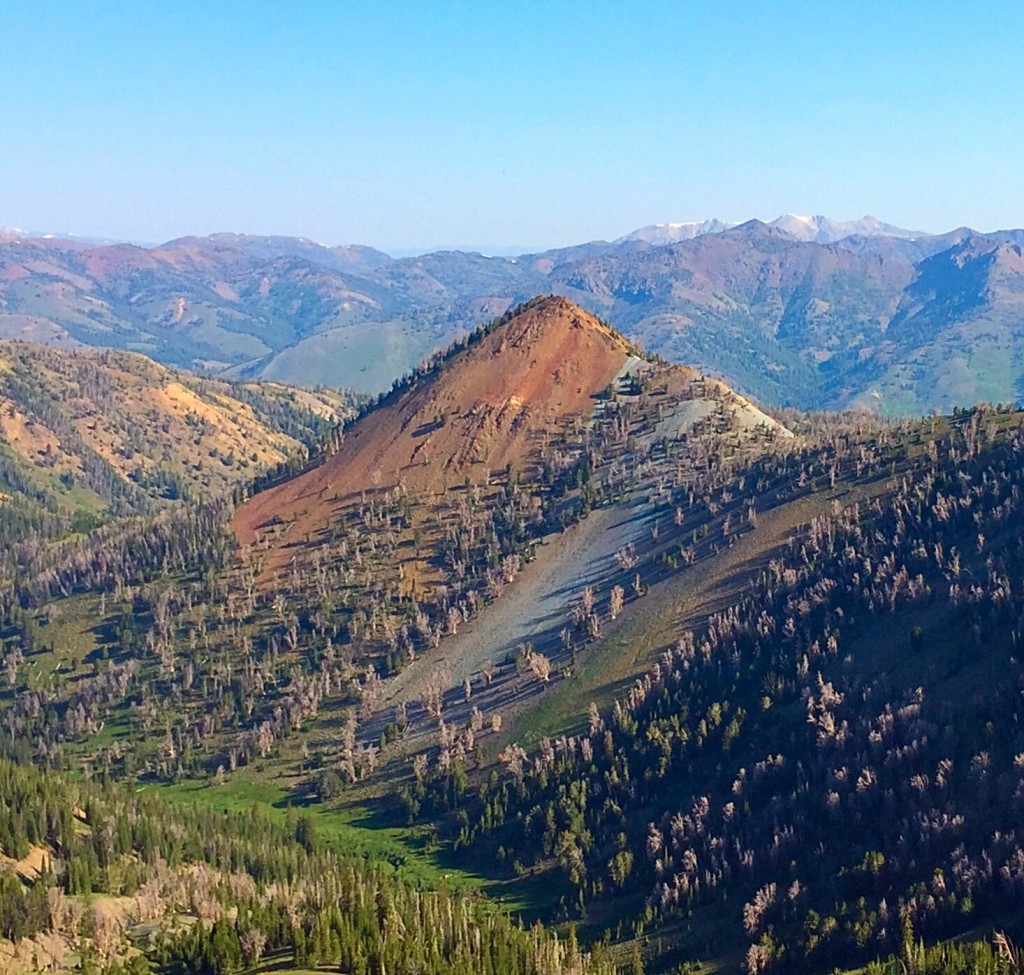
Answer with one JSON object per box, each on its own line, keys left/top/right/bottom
{"left": 617, "top": 213, "right": 924, "bottom": 246}
{"left": 1, "top": 215, "right": 1023, "bottom": 414}
{"left": 616, "top": 218, "right": 737, "bottom": 245}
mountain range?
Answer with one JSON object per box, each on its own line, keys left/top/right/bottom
{"left": 2, "top": 215, "right": 1024, "bottom": 414}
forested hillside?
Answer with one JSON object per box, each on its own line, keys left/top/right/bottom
{"left": 2, "top": 299, "right": 1024, "bottom": 975}
{"left": 0, "top": 299, "right": 782, "bottom": 796}
{"left": 0, "top": 340, "right": 353, "bottom": 557}
{"left": 0, "top": 758, "right": 614, "bottom": 975}
{"left": 413, "top": 405, "right": 1024, "bottom": 972}
{"left": 0, "top": 299, "right": 790, "bottom": 973}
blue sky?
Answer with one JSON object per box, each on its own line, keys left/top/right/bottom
{"left": 1, "top": 2, "right": 1022, "bottom": 251}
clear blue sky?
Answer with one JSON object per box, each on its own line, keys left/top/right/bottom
{"left": 2, "top": 1, "right": 1022, "bottom": 251}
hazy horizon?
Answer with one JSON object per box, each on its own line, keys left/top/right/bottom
{"left": 0, "top": 210, "right": 959, "bottom": 257}
{"left": 3, "top": 1, "right": 1023, "bottom": 251}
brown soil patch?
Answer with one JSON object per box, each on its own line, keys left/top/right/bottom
{"left": 0, "top": 264, "right": 29, "bottom": 281}
{"left": 0, "top": 400, "right": 75, "bottom": 471}
{"left": 212, "top": 281, "right": 240, "bottom": 302}
{"left": 0, "top": 844, "right": 50, "bottom": 881}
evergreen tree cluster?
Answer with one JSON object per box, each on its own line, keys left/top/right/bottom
{"left": 0, "top": 757, "right": 614, "bottom": 975}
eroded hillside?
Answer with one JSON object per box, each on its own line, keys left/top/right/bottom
{"left": 234, "top": 296, "right": 787, "bottom": 588}
{"left": 234, "top": 297, "right": 634, "bottom": 573}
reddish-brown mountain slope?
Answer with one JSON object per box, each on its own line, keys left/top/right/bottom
{"left": 233, "top": 297, "right": 633, "bottom": 563}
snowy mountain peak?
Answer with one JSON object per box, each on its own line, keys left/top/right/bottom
{"left": 767, "top": 214, "right": 923, "bottom": 242}
{"left": 615, "top": 218, "right": 736, "bottom": 245}
{"left": 619, "top": 214, "right": 924, "bottom": 247}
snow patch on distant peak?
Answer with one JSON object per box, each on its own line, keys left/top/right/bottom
{"left": 616, "top": 218, "right": 736, "bottom": 245}
{"left": 768, "top": 214, "right": 923, "bottom": 242}
{"left": 619, "top": 214, "right": 925, "bottom": 248}
{"left": 618, "top": 215, "right": 925, "bottom": 249}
